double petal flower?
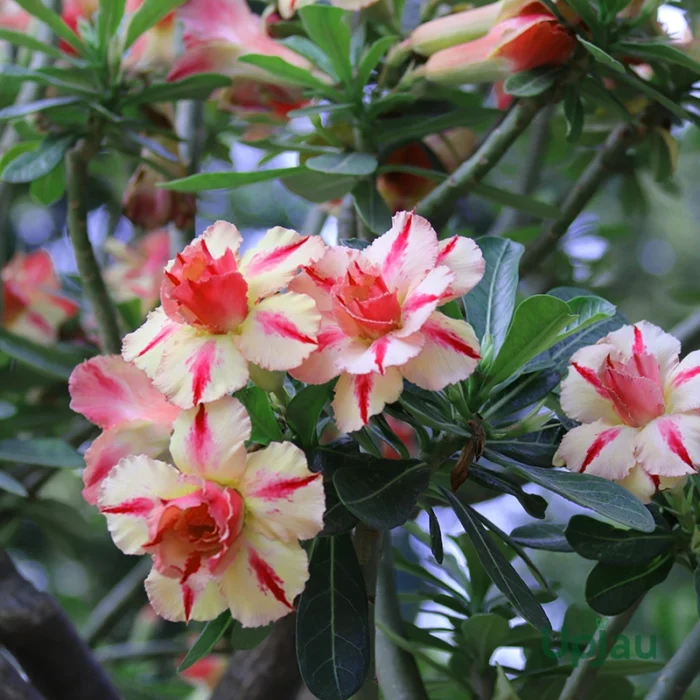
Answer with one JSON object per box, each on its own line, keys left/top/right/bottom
{"left": 554, "top": 321, "right": 700, "bottom": 502}
{"left": 290, "top": 211, "right": 484, "bottom": 432}
{"left": 98, "top": 397, "right": 324, "bottom": 625}
{"left": 123, "top": 221, "right": 325, "bottom": 409}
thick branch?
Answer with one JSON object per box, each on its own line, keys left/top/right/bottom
{"left": 415, "top": 98, "right": 542, "bottom": 222}
{"left": 520, "top": 123, "right": 636, "bottom": 277}
{"left": 646, "top": 621, "right": 700, "bottom": 700}
{"left": 0, "top": 549, "right": 119, "bottom": 700}
{"left": 65, "top": 134, "right": 122, "bottom": 355}
{"left": 375, "top": 533, "right": 429, "bottom": 700}
{"left": 0, "top": 653, "right": 44, "bottom": 700}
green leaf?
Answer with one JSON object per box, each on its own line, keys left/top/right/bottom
{"left": 504, "top": 67, "right": 559, "bottom": 97}
{"left": 486, "top": 452, "right": 656, "bottom": 533}
{"left": 468, "top": 465, "right": 548, "bottom": 519}
{"left": 123, "top": 74, "right": 233, "bottom": 105}
{"left": 563, "top": 88, "right": 584, "bottom": 142}
{"left": 510, "top": 523, "right": 574, "bottom": 552}
{"left": 281, "top": 35, "right": 338, "bottom": 79}
{"left": 461, "top": 614, "right": 510, "bottom": 667}
{"left": 0, "top": 328, "right": 92, "bottom": 380}
{"left": 230, "top": 620, "right": 272, "bottom": 650}
{"left": 178, "top": 613, "right": 232, "bottom": 672}
{"left": 281, "top": 168, "right": 359, "bottom": 203}
{"left": 299, "top": 5, "right": 353, "bottom": 87}
{"left": 321, "top": 482, "right": 359, "bottom": 536}
{"left": 235, "top": 387, "right": 283, "bottom": 445}
{"left": 464, "top": 237, "right": 523, "bottom": 353}
{"left": 560, "top": 0, "right": 599, "bottom": 34}
{"left": 287, "top": 383, "right": 332, "bottom": 449}
{"left": 558, "top": 295, "right": 616, "bottom": 340}
{"left": 2, "top": 134, "right": 75, "bottom": 183}
{"left": 352, "top": 178, "right": 392, "bottom": 235}
{"left": 585, "top": 555, "right": 674, "bottom": 615}
{"left": 97, "top": 0, "right": 126, "bottom": 49}
{"left": 116, "top": 299, "right": 142, "bottom": 331}
{"left": 485, "top": 295, "right": 575, "bottom": 390}
{"left": 124, "top": 0, "right": 187, "bottom": 49}
{"left": 441, "top": 487, "right": 551, "bottom": 631}
{"left": 0, "top": 438, "right": 83, "bottom": 469}
{"left": 357, "top": 36, "right": 397, "bottom": 87}
{"left": 307, "top": 153, "right": 378, "bottom": 176}
{"left": 694, "top": 566, "right": 700, "bottom": 618}
{"left": 287, "top": 102, "right": 354, "bottom": 118}
{"left": 0, "top": 28, "right": 63, "bottom": 57}
{"left": 471, "top": 183, "right": 560, "bottom": 220}
{"left": 12, "top": 0, "right": 84, "bottom": 54}
{"left": 426, "top": 505, "right": 444, "bottom": 564}
{"left": 577, "top": 37, "right": 625, "bottom": 73}
{"left": 612, "top": 40, "right": 700, "bottom": 75}
{"left": 493, "top": 665, "right": 521, "bottom": 700}
{"left": 160, "top": 166, "right": 306, "bottom": 192}
{"left": 296, "top": 535, "right": 370, "bottom": 700}
{"left": 0, "top": 471, "right": 28, "bottom": 497}
{"left": 30, "top": 163, "right": 66, "bottom": 206}
{"left": 334, "top": 459, "right": 430, "bottom": 529}
{"left": 610, "top": 70, "right": 690, "bottom": 122}
{"left": 565, "top": 515, "right": 674, "bottom": 565}
{"left": 0, "top": 65, "right": 97, "bottom": 96}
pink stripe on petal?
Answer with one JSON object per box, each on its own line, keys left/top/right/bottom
{"left": 428, "top": 325, "right": 480, "bottom": 359}
{"left": 192, "top": 403, "right": 211, "bottom": 465}
{"left": 25, "top": 311, "right": 53, "bottom": 335}
{"left": 572, "top": 362, "right": 609, "bottom": 398}
{"left": 633, "top": 325, "right": 646, "bottom": 354}
{"left": 251, "top": 473, "right": 321, "bottom": 500}
{"left": 659, "top": 419, "right": 695, "bottom": 469}
{"left": 180, "top": 552, "right": 202, "bottom": 585}
{"left": 249, "top": 548, "right": 293, "bottom": 609}
{"left": 246, "top": 238, "right": 309, "bottom": 275}
{"left": 437, "top": 237, "right": 458, "bottom": 262}
{"left": 190, "top": 342, "right": 216, "bottom": 404}
{"left": 101, "top": 497, "right": 154, "bottom": 515}
{"left": 580, "top": 427, "right": 621, "bottom": 473}
{"left": 354, "top": 374, "right": 373, "bottom": 426}
{"left": 384, "top": 213, "right": 412, "bottom": 278}
{"left": 402, "top": 292, "right": 440, "bottom": 315}
{"left": 183, "top": 584, "right": 195, "bottom": 622}
{"left": 257, "top": 312, "right": 316, "bottom": 345}
{"left": 138, "top": 323, "right": 177, "bottom": 358}
{"left": 672, "top": 365, "right": 700, "bottom": 387}
{"left": 374, "top": 338, "right": 388, "bottom": 374}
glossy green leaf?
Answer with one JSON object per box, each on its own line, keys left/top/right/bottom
{"left": 97, "top": 0, "right": 126, "bottom": 48}
{"left": 124, "top": 0, "right": 187, "bottom": 49}
{"left": 504, "top": 67, "right": 559, "bottom": 97}
{"left": 357, "top": 36, "right": 397, "bottom": 87}
{"left": 486, "top": 451, "right": 656, "bottom": 533}
{"left": 2, "top": 134, "right": 75, "bottom": 183}
{"left": 468, "top": 465, "right": 548, "bottom": 518}
{"left": 287, "top": 383, "right": 332, "bottom": 449}
{"left": 471, "top": 182, "right": 560, "bottom": 220}
{"left": 161, "top": 166, "right": 305, "bottom": 192}
{"left": 230, "top": 620, "right": 272, "bottom": 650}
{"left": 321, "top": 482, "right": 359, "bottom": 536}
{"left": 610, "top": 70, "right": 689, "bottom": 122}
{"left": 461, "top": 613, "right": 510, "bottom": 667}
{"left": 13, "top": 0, "right": 84, "bottom": 53}
{"left": 565, "top": 515, "right": 674, "bottom": 565}
{"left": 30, "top": 163, "right": 66, "bottom": 206}
{"left": 613, "top": 40, "right": 700, "bottom": 75}
{"left": 0, "top": 471, "right": 28, "bottom": 497}
{"left": 352, "top": 178, "right": 392, "bottom": 235}
{"left": 178, "top": 613, "right": 232, "bottom": 672}
{"left": 585, "top": 555, "right": 674, "bottom": 615}
{"left": 307, "top": 153, "right": 378, "bottom": 176}
{"left": 0, "top": 438, "right": 83, "bottom": 469}
{"left": 464, "top": 237, "right": 524, "bottom": 352}
{"left": 441, "top": 487, "right": 551, "bottom": 631}
{"left": 578, "top": 37, "right": 625, "bottom": 73}
{"left": 235, "top": 386, "right": 283, "bottom": 445}
{"left": 0, "top": 65, "right": 96, "bottom": 96}
{"left": 563, "top": 88, "right": 584, "bottom": 142}
{"left": 281, "top": 35, "right": 338, "bottom": 79}
{"left": 0, "top": 28, "right": 64, "bottom": 57}
{"left": 297, "top": 535, "right": 370, "bottom": 700}
{"left": 510, "top": 523, "right": 574, "bottom": 552}
{"left": 124, "top": 74, "right": 233, "bottom": 105}
{"left": 299, "top": 5, "right": 352, "bottom": 86}
{"left": 0, "top": 96, "right": 80, "bottom": 123}
{"left": 426, "top": 505, "right": 444, "bottom": 564}
{"left": 334, "top": 459, "right": 430, "bottom": 529}
{"left": 282, "top": 168, "right": 359, "bottom": 203}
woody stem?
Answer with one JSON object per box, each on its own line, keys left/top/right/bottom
{"left": 646, "top": 620, "right": 700, "bottom": 700}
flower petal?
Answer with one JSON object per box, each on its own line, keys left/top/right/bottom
{"left": 616, "top": 465, "right": 657, "bottom": 504}
{"left": 637, "top": 415, "right": 700, "bottom": 477}
{"left": 168, "top": 41, "right": 241, "bottom": 81}
{"left": 363, "top": 211, "right": 438, "bottom": 295}
{"left": 604, "top": 321, "right": 680, "bottom": 378}
{"left": 201, "top": 220, "right": 243, "bottom": 259}
{"left": 288, "top": 247, "right": 355, "bottom": 314}
{"left": 560, "top": 344, "right": 621, "bottom": 425}
{"left": 400, "top": 312, "right": 480, "bottom": 390}
{"left": 289, "top": 323, "right": 349, "bottom": 384}
{"left": 70, "top": 355, "right": 180, "bottom": 430}
{"left": 397, "top": 265, "right": 454, "bottom": 337}
{"left": 666, "top": 349, "right": 700, "bottom": 414}
{"left": 337, "top": 332, "right": 424, "bottom": 376}
{"left": 170, "top": 397, "right": 251, "bottom": 484}
{"left": 239, "top": 442, "right": 324, "bottom": 542}
{"left": 99, "top": 456, "right": 198, "bottom": 554}
{"left": 122, "top": 306, "right": 181, "bottom": 378}
{"left": 82, "top": 421, "right": 172, "bottom": 505}
{"left": 332, "top": 368, "right": 403, "bottom": 432}
{"left": 221, "top": 531, "right": 308, "bottom": 628}
{"left": 436, "top": 235, "right": 485, "bottom": 301}
{"left": 238, "top": 292, "right": 320, "bottom": 371}
{"left": 553, "top": 420, "right": 638, "bottom": 480}
{"left": 240, "top": 227, "right": 326, "bottom": 301}
{"left": 145, "top": 567, "right": 227, "bottom": 623}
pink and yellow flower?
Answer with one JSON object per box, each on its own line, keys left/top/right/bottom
{"left": 123, "top": 221, "right": 325, "bottom": 409}
{"left": 98, "top": 397, "right": 324, "bottom": 624}
{"left": 554, "top": 321, "right": 699, "bottom": 502}
{"left": 290, "top": 211, "right": 484, "bottom": 432}
{"left": 69, "top": 355, "right": 181, "bottom": 505}
{"left": 2, "top": 250, "right": 78, "bottom": 345}
{"left": 277, "top": 0, "right": 378, "bottom": 20}
{"left": 0, "top": 0, "right": 31, "bottom": 30}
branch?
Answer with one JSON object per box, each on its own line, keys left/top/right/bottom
{"left": 95, "top": 640, "right": 190, "bottom": 664}
{"left": 557, "top": 597, "right": 642, "bottom": 700}
{"left": 65, "top": 132, "right": 122, "bottom": 355}
{"left": 646, "top": 621, "right": 700, "bottom": 700}
{"left": 0, "top": 548, "right": 119, "bottom": 700}
{"left": 375, "top": 533, "right": 429, "bottom": 700}
{"left": 519, "top": 122, "right": 637, "bottom": 277}
{"left": 415, "top": 98, "right": 543, "bottom": 222}
{"left": 0, "top": 653, "right": 44, "bottom": 700}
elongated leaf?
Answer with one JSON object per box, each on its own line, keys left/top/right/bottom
{"left": 353, "top": 178, "right": 392, "bottom": 235}
{"left": 464, "top": 237, "right": 523, "bottom": 352}
{"left": 30, "top": 163, "right": 66, "bottom": 206}
{"left": 468, "top": 464, "right": 548, "bottom": 518}
{"left": 610, "top": 70, "right": 689, "bottom": 122}
{"left": 510, "top": 523, "right": 574, "bottom": 552}
{"left": 613, "top": 40, "right": 700, "bottom": 75}
{"left": 307, "top": 153, "right": 378, "bottom": 176}
{"left": 97, "top": 0, "right": 126, "bottom": 49}
{"left": 321, "top": 482, "right": 359, "bottom": 536}
{"left": 486, "top": 451, "right": 656, "bottom": 533}
{"left": 0, "top": 65, "right": 96, "bottom": 96}
{"left": 124, "top": 0, "right": 187, "bottom": 49}
{"left": 282, "top": 168, "right": 358, "bottom": 203}
{"left": 281, "top": 35, "right": 338, "bottom": 79}
{"left": 0, "top": 471, "right": 28, "bottom": 497}
{"left": 565, "top": 515, "right": 674, "bottom": 565}
{"left": 0, "top": 438, "right": 83, "bottom": 469}
{"left": 235, "top": 386, "right": 282, "bottom": 445}
{"left": 288, "top": 102, "right": 354, "bottom": 118}
{"left": 239, "top": 54, "right": 339, "bottom": 99}
{"left": 461, "top": 614, "right": 510, "bottom": 667}
{"left": 357, "top": 36, "right": 397, "bottom": 87}
{"left": 299, "top": 5, "right": 352, "bottom": 86}
{"left": 287, "top": 383, "right": 332, "bottom": 449}
{"left": 441, "top": 487, "right": 551, "bottom": 631}
{"left": 178, "top": 613, "right": 232, "bottom": 672}
{"left": 160, "top": 166, "right": 305, "bottom": 192}
{"left": 485, "top": 295, "right": 575, "bottom": 390}
{"left": 124, "top": 74, "right": 232, "bottom": 105}
{"left": 0, "top": 28, "right": 63, "bottom": 57}
{"left": 504, "top": 67, "right": 559, "bottom": 97}
{"left": 577, "top": 37, "right": 625, "bottom": 73}
{"left": 471, "top": 182, "right": 560, "bottom": 220}
{"left": 297, "top": 536, "right": 369, "bottom": 700}
{"left": 230, "top": 621, "right": 272, "bottom": 650}
{"left": 585, "top": 555, "right": 674, "bottom": 615}
{"left": 0, "top": 328, "right": 93, "bottom": 380}
{"left": 13, "top": 0, "right": 83, "bottom": 53}
{"left": 564, "top": 88, "right": 584, "bottom": 142}
{"left": 334, "top": 459, "right": 430, "bottom": 529}
{"left": 2, "top": 134, "right": 75, "bottom": 183}
{"left": 426, "top": 505, "right": 444, "bottom": 564}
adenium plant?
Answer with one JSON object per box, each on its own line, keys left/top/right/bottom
{"left": 1, "top": 0, "right": 700, "bottom": 698}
